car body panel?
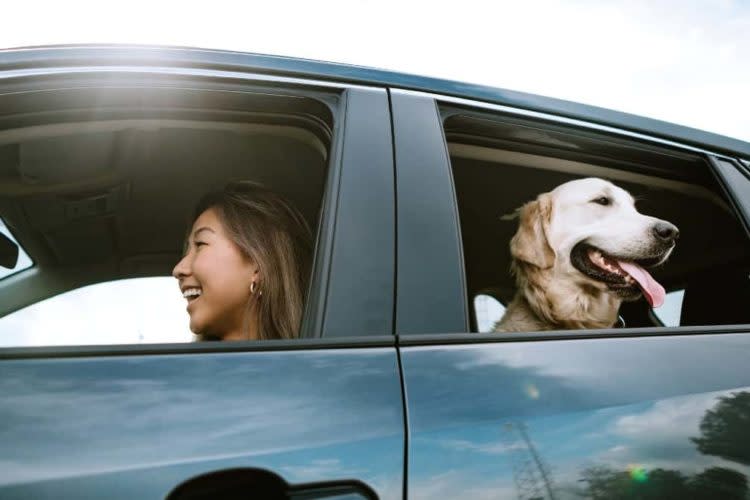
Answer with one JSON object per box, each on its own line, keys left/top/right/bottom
{"left": 320, "top": 87, "right": 395, "bottom": 338}
{"left": 402, "top": 333, "right": 750, "bottom": 499}
{"left": 0, "top": 348, "right": 404, "bottom": 499}
{"left": 391, "top": 90, "right": 467, "bottom": 335}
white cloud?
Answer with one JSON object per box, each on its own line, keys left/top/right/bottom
{"left": 612, "top": 392, "right": 715, "bottom": 441}
{"left": 595, "top": 390, "right": 750, "bottom": 474}
{"left": 435, "top": 437, "right": 526, "bottom": 455}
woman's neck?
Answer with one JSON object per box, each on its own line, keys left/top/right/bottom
{"left": 222, "top": 301, "right": 260, "bottom": 341}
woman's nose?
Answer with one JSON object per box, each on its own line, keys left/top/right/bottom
{"left": 172, "top": 254, "right": 191, "bottom": 279}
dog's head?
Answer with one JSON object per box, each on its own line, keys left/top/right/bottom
{"left": 510, "top": 177, "right": 678, "bottom": 307}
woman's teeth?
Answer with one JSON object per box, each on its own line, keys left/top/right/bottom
{"left": 183, "top": 288, "right": 202, "bottom": 299}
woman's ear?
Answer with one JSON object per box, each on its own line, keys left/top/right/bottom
{"left": 509, "top": 193, "right": 555, "bottom": 269}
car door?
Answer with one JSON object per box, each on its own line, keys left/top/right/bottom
{"left": 392, "top": 89, "right": 750, "bottom": 499}
{"left": 0, "top": 49, "right": 402, "bottom": 500}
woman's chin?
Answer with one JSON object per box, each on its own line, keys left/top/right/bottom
{"left": 189, "top": 318, "right": 209, "bottom": 337}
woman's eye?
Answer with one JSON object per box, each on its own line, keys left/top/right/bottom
{"left": 195, "top": 241, "right": 207, "bottom": 248}
{"left": 592, "top": 197, "right": 611, "bottom": 206}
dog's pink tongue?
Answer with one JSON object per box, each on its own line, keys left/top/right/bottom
{"left": 618, "top": 261, "right": 666, "bottom": 308}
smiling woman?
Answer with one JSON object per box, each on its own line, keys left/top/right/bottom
{"left": 173, "top": 182, "right": 313, "bottom": 341}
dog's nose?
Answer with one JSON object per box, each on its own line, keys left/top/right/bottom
{"left": 653, "top": 221, "right": 679, "bottom": 243}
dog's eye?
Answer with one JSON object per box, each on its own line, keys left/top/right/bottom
{"left": 592, "top": 196, "right": 611, "bottom": 206}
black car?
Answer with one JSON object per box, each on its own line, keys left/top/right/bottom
{"left": 0, "top": 45, "right": 748, "bottom": 499}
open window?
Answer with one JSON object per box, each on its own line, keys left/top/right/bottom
{"left": 0, "top": 217, "right": 33, "bottom": 280}
{"left": 0, "top": 82, "right": 335, "bottom": 346}
{"left": 440, "top": 105, "right": 750, "bottom": 332}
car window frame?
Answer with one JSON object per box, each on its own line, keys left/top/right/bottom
{"left": 391, "top": 89, "right": 468, "bottom": 335}
{"left": 0, "top": 66, "right": 396, "bottom": 357}
{"left": 392, "top": 88, "right": 750, "bottom": 342}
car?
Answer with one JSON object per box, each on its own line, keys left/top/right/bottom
{"left": 0, "top": 44, "right": 748, "bottom": 500}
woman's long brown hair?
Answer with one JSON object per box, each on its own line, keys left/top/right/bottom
{"left": 191, "top": 181, "right": 313, "bottom": 340}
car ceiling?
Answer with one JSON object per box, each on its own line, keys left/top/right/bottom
{"left": 0, "top": 121, "right": 328, "bottom": 316}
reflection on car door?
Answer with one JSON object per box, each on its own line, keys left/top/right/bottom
{"left": 401, "top": 335, "right": 750, "bottom": 499}
{"left": 0, "top": 347, "right": 403, "bottom": 499}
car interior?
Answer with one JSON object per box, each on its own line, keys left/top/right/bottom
{"left": 0, "top": 85, "right": 333, "bottom": 326}
{"left": 442, "top": 108, "right": 750, "bottom": 331}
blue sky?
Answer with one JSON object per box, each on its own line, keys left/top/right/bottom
{"left": 1, "top": 0, "right": 749, "bottom": 142}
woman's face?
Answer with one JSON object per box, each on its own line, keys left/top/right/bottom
{"left": 172, "top": 207, "right": 258, "bottom": 339}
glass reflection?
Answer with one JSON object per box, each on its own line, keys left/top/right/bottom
{"left": 409, "top": 389, "right": 750, "bottom": 500}
{"left": 0, "top": 349, "right": 403, "bottom": 499}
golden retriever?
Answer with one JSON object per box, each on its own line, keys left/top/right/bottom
{"left": 495, "top": 177, "right": 679, "bottom": 332}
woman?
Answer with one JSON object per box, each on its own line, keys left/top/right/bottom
{"left": 172, "top": 181, "right": 313, "bottom": 341}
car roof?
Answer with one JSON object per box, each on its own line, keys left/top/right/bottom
{"left": 1, "top": 43, "right": 749, "bottom": 158}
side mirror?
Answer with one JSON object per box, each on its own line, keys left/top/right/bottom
{"left": 166, "top": 468, "right": 379, "bottom": 500}
{"left": 0, "top": 231, "right": 19, "bottom": 269}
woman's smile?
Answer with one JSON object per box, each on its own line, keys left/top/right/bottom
{"left": 182, "top": 286, "right": 202, "bottom": 311}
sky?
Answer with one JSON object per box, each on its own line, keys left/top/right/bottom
{"left": 1, "top": 0, "right": 749, "bottom": 143}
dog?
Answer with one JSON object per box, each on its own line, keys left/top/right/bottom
{"left": 495, "top": 177, "right": 679, "bottom": 332}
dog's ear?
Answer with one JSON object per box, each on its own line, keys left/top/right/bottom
{"left": 510, "top": 193, "right": 554, "bottom": 269}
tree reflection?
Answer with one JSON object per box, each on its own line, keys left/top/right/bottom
{"left": 578, "top": 391, "right": 750, "bottom": 499}
{"left": 580, "top": 466, "right": 687, "bottom": 500}
{"left": 689, "top": 467, "right": 747, "bottom": 500}
{"left": 579, "top": 466, "right": 746, "bottom": 500}
{"left": 691, "top": 391, "right": 750, "bottom": 466}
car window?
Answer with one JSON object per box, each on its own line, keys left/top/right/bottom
{"left": 652, "top": 289, "right": 685, "bottom": 327}
{"left": 0, "top": 278, "right": 192, "bottom": 347}
{"left": 441, "top": 105, "right": 750, "bottom": 333}
{"left": 473, "top": 294, "right": 506, "bottom": 333}
{"left": 0, "top": 85, "right": 335, "bottom": 347}
{"left": 0, "top": 218, "right": 33, "bottom": 280}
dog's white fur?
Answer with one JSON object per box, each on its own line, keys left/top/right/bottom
{"left": 495, "top": 177, "right": 676, "bottom": 332}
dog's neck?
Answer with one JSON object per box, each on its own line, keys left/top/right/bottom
{"left": 497, "top": 262, "right": 621, "bottom": 331}
{"left": 495, "top": 294, "right": 556, "bottom": 332}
